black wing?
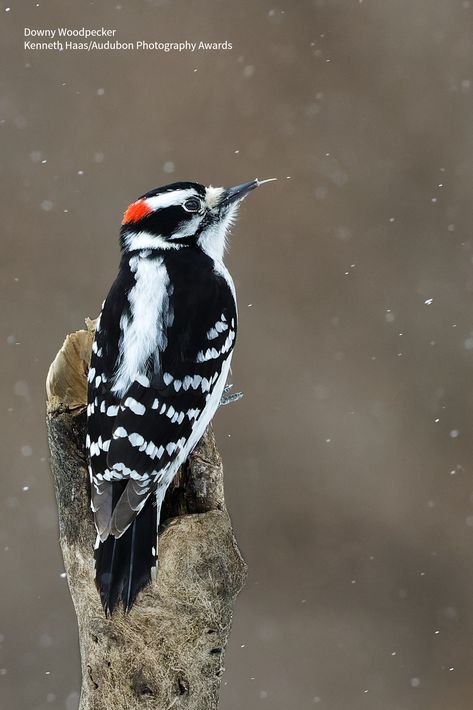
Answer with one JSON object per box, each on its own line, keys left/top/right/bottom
{"left": 88, "top": 252, "right": 237, "bottom": 539}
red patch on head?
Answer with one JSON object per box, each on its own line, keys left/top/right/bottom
{"left": 121, "top": 199, "right": 152, "bottom": 225}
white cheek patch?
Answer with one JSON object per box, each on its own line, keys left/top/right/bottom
{"left": 170, "top": 214, "right": 203, "bottom": 240}
{"left": 205, "top": 186, "right": 224, "bottom": 208}
{"left": 124, "top": 231, "right": 182, "bottom": 252}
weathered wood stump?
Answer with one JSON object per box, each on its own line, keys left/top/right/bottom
{"left": 46, "top": 321, "right": 247, "bottom": 710}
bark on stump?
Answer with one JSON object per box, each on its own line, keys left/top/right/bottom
{"left": 46, "top": 322, "right": 247, "bottom": 710}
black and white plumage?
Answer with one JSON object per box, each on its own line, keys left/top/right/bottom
{"left": 86, "top": 178, "right": 270, "bottom": 614}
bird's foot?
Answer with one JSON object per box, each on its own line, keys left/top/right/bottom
{"left": 220, "top": 383, "right": 243, "bottom": 407}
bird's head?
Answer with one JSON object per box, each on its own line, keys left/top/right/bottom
{"left": 119, "top": 178, "right": 275, "bottom": 261}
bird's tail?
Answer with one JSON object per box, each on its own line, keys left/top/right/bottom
{"left": 94, "top": 491, "right": 157, "bottom": 615}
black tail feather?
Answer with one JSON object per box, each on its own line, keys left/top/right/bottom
{"left": 95, "top": 493, "right": 156, "bottom": 615}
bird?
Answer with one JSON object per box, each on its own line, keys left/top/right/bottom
{"left": 86, "top": 177, "right": 275, "bottom": 614}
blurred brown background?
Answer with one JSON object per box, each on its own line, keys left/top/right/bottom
{"left": 2, "top": 0, "right": 473, "bottom": 708}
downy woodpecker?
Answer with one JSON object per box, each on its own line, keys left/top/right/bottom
{"left": 86, "top": 178, "right": 273, "bottom": 614}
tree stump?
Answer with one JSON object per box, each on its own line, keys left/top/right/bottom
{"left": 46, "top": 321, "right": 247, "bottom": 710}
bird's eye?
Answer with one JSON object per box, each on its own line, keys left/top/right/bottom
{"left": 183, "top": 197, "right": 201, "bottom": 213}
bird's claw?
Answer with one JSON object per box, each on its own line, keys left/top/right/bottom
{"left": 220, "top": 384, "right": 243, "bottom": 406}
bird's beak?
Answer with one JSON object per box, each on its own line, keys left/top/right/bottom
{"left": 219, "top": 177, "right": 277, "bottom": 207}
